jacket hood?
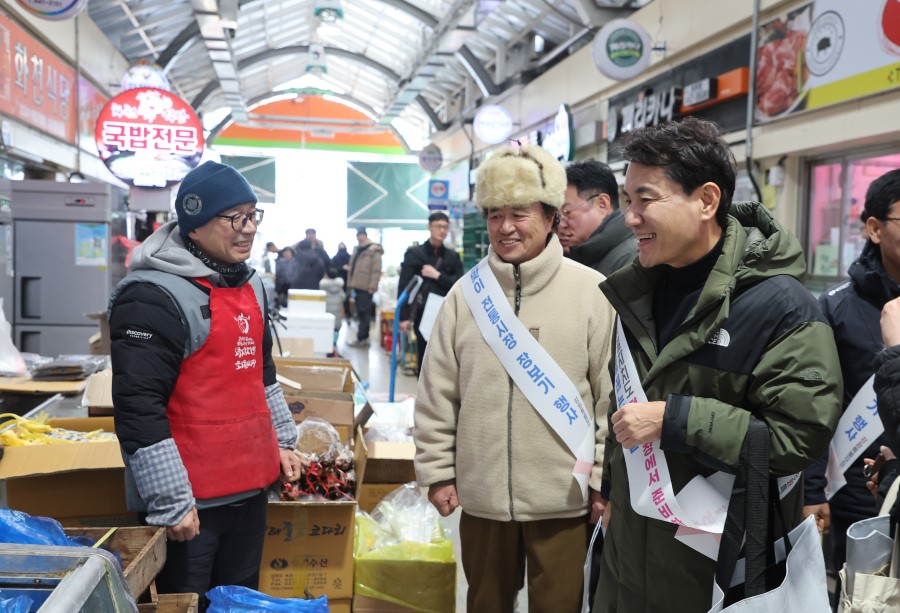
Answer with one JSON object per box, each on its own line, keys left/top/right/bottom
{"left": 726, "top": 201, "right": 807, "bottom": 290}
{"left": 849, "top": 240, "right": 900, "bottom": 305}
{"left": 129, "top": 220, "right": 217, "bottom": 278}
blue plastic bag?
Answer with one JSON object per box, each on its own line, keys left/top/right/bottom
{"left": 206, "top": 586, "right": 329, "bottom": 612}
{"left": 0, "top": 508, "right": 92, "bottom": 547}
{"left": 0, "top": 591, "right": 31, "bottom": 613}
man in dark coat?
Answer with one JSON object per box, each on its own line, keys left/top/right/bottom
{"left": 559, "top": 159, "right": 636, "bottom": 277}
{"left": 397, "top": 212, "right": 463, "bottom": 375}
{"left": 803, "top": 168, "right": 900, "bottom": 601}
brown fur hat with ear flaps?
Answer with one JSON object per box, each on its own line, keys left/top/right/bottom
{"left": 475, "top": 145, "right": 566, "bottom": 210}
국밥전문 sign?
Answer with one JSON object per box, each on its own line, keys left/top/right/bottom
{"left": 756, "top": 0, "right": 900, "bottom": 122}
{"left": 95, "top": 87, "right": 204, "bottom": 189}
{"left": 592, "top": 19, "right": 652, "bottom": 81}
{"left": 15, "top": 0, "right": 88, "bottom": 20}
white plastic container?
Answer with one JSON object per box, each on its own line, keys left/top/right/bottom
{"left": 277, "top": 312, "right": 335, "bottom": 354}
{"left": 286, "top": 289, "right": 327, "bottom": 316}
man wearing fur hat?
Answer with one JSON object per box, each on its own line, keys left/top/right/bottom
{"left": 413, "top": 145, "right": 617, "bottom": 611}
{"left": 109, "top": 161, "right": 302, "bottom": 604}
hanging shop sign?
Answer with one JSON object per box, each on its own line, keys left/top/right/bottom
{"left": 473, "top": 104, "right": 513, "bottom": 145}
{"left": 756, "top": 1, "right": 900, "bottom": 123}
{"left": 95, "top": 87, "right": 204, "bottom": 189}
{"left": 606, "top": 87, "right": 681, "bottom": 144}
{"left": 0, "top": 9, "right": 77, "bottom": 143}
{"left": 418, "top": 143, "right": 443, "bottom": 173}
{"left": 592, "top": 19, "right": 652, "bottom": 81}
{"left": 427, "top": 179, "right": 449, "bottom": 211}
{"left": 306, "top": 44, "right": 327, "bottom": 75}
{"left": 541, "top": 104, "right": 574, "bottom": 162}
{"left": 78, "top": 76, "right": 110, "bottom": 155}
{"left": 604, "top": 35, "right": 752, "bottom": 160}
{"left": 121, "top": 62, "right": 171, "bottom": 92}
{"left": 15, "top": 0, "right": 87, "bottom": 20}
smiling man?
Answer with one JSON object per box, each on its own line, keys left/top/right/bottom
{"left": 414, "top": 145, "right": 616, "bottom": 612}
{"left": 594, "top": 117, "right": 842, "bottom": 612}
{"left": 109, "top": 161, "right": 301, "bottom": 607}
{"left": 559, "top": 159, "right": 636, "bottom": 276}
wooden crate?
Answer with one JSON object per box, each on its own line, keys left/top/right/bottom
{"left": 137, "top": 593, "right": 199, "bottom": 613}
{"left": 65, "top": 526, "right": 166, "bottom": 600}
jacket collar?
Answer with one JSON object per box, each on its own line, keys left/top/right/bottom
{"left": 600, "top": 202, "right": 801, "bottom": 383}
{"left": 849, "top": 240, "right": 900, "bottom": 307}
{"left": 487, "top": 233, "right": 563, "bottom": 296}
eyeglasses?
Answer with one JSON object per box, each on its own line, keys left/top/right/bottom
{"left": 216, "top": 209, "right": 264, "bottom": 231}
{"left": 559, "top": 194, "right": 601, "bottom": 220}
{"left": 883, "top": 217, "right": 900, "bottom": 224}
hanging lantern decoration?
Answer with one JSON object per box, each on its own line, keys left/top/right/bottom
{"left": 15, "top": 0, "right": 88, "bottom": 20}
{"left": 121, "top": 62, "right": 172, "bottom": 93}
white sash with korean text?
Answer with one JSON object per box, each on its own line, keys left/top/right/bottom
{"left": 614, "top": 317, "right": 799, "bottom": 559}
{"left": 461, "top": 257, "right": 595, "bottom": 497}
{"left": 825, "top": 375, "right": 880, "bottom": 499}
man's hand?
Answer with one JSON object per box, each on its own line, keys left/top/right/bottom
{"left": 167, "top": 507, "right": 200, "bottom": 542}
{"left": 428, "top": 483, "right": 459, "bottom": 517}
{"left": 865, "top": 446, "right": 896, "bottom": 496}
{"left": 589, "top": 489, "right": 607, "bottom": 524}
{"left": 611, "top": 401, "right": 666, "bottom": 447}
{"left": 279, "top": 448, "right": 302, "bottom": 483}
{"left": 421, "top": 264, "right": 441, "bottom": 280}
{"left": 882, "top": 297, "right": 900, "bottom": 346}
{"left": 802, "top": 503, "right": 831, "bottom": 535}
{"left": 399, "top": 320, "right": 411, "bottom": 334}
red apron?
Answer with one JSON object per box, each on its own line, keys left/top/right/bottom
{"left": 167, "top": 278, "right": 281, "bottom": 499}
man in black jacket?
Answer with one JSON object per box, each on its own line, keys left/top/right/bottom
{"left": 397, "top": 212, "right": 463, "bottom": 375}
{"left": 803, "top": 168, "right": 900, "bottom": 604}
{"left": 559, "top": 159, "right": 636, "bottom": 277}
{"left": 109, "top": 161, "right": 301, "bottom": 605}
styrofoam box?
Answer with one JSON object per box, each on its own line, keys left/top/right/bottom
{"left": 287, "top": 289, "right": 327, "bottom": 315}
{"left": 278, "top": 312, "right": 335, "bottom": 354}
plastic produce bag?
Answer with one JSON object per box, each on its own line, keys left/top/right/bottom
{"left": 0, "top": 508, "right": 93, "bottom": 547}
{"left": 0, "top": 592, "right": 31, "bottom": 613}
{"left": 354, "top": 483, "right": 456, "bottom": 613}
{"left": 0, "top": 299, "right": 25, "bottom": 376}
{"left": 206, "top": 586, "right": 328, "bottom": 612}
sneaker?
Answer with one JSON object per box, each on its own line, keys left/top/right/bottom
{"left": 348, "top": 338, "right": 370, "bottom": 348}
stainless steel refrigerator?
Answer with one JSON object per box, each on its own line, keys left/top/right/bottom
{"left": 0, "top": 179, "right": 14, "bottom": 327}
{"left": 11, "top": 181, "right": 119, "bottom": 356}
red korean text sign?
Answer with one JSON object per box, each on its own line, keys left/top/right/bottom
{"left": 95, "top": 87, "right": 205, "bottom": 189}
{"left": 0, "top": 9, "right": 77, "bottom": 143}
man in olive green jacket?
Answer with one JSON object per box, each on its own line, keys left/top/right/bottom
{"left": 594, "top": 117, "right": 842, "bottom": 612}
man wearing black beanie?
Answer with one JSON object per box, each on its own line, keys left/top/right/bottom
{"left": 109, "top": 161, "right": 302, "bottom": 606}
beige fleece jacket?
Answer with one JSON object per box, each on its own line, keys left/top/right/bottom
{"left": 413, "top": 235, "right": 615, "bottom": 521}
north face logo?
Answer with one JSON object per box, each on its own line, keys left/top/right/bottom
{"left": 708, "top": 328, "right": 731, "bottom": 348}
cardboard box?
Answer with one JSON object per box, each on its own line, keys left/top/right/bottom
{"left": 327, "top": 599, "right": 352, "bottom": 613}
{"left": 274, "top": 357, "right": 354, "bottom": 393}
{"left": 258, "top": 437, "right": 369, "bottom": 601}
{"left": 284, "top": 390, "right": 355, "bottom": 427}
{"left": 86, "top": 311, "right": 110, "bottom": 355}
{"left": 84, "top": 368, "right": 114, "bottom": 416}
{"left": 259, "top": 499, "right": 357, "bottom": 600}
{"left": 0, "top": 417, "right": 131, "bottom": 524}
{"left": 274, "top": 337, "right": 315, "bottom": 358}
{"left": 356, "top": 483, "right": 403, "bottom": 514}
{"left": 354, "top": 437, "right": 416, "bottom": 512}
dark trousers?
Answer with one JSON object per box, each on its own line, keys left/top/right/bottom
{"left": 460, "top": 511, "right": 588, "bottom": 613}
{"left": 155, "top": 492, "right": 268, "bottom": 610}
{"left": 354, "top": 290, "right": 374, "bottom": 341}
{"left": 414, "top": 324, "right": 427, "bottom": 377}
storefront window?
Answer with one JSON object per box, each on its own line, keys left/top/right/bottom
{"left": 807, "top": 151, "right": 900, "bottom": 280}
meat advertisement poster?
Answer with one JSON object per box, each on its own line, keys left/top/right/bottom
{"left": 756, "top": 0, "right": 900, "bottom": 122}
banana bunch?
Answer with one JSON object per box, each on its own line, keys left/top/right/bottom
{"left": 0, "top": 413, "right": 117, "bottom": 446}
